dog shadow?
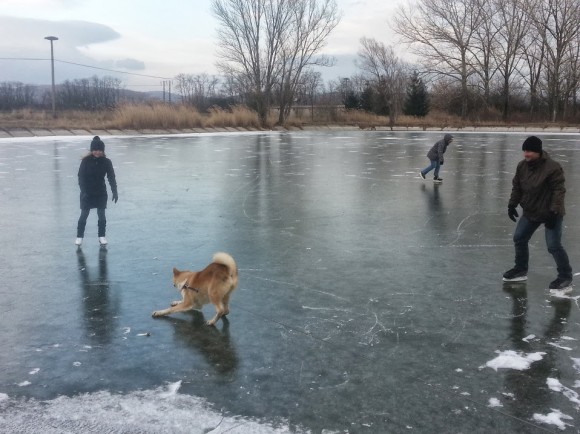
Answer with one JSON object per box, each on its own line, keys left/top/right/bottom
{"left": 157, "top": 312, "right": 239, "bottom": 375}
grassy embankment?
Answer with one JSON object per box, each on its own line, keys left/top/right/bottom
{"left": 0, "top": 103, "right": 571, "bottom": 131}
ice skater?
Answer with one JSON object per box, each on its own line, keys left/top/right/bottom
{"left": 502, "top": 136, "right": 573, "bottom": 292}
{"left": 419, "top": 134, "right": 453, "bottom": 183}
{"left": 75, "top": 136, "right": 118, "bottom": 246}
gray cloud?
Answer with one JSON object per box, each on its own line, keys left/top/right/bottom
{"left": 0, "top": 16, "right": 144, "bottom": 84}
{"left": 115, "top": 58, "right": 145, "bottom": 71}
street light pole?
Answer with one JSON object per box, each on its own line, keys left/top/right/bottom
{"left": 44, "top": 36, "right": 58, "bottom": 118}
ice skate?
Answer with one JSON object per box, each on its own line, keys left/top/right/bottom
{"left": 433, "top": 177, "right": 443, "bottom": 184}
{"left": 548, "top": 277, "right": 573, "bottom": 296}
{"left": 502, "top": 267, "right": 527, "bottom": 282}
{"left": 419, "top": 171, "right": 426, "bottom": 180}
{"left": 75, "top": 237, "right": 83, "bottom": 246}
{"left": 98, "top": 236, "right": 108, "bottom": 245}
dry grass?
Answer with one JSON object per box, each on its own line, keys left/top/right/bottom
{"left": 0, "top": 104, "right": 575, "bottom": 131}
{"left": 205, "top": 105, "right": 261, "bottom": 129}
{"left": 0, "top": 104, "right": 260, "bottom": 131}
{"left": 113, "top": 104, "right": 204, "bottom": 129}
{"left": 0, "top": 108, "right": 116, "bottom": 129}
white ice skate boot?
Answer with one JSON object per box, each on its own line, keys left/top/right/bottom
{"left": 98, "top": 237, "right": 108, "bottom": 245}
{"left": 75, "top": 238, "right": 83, "bottom": 246}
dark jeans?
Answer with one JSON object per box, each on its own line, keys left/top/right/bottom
{"left": 421, "top": 159, "right": 441, "bottom": 179}
{"left": 77, "top": 208, "right": 106, "bottom": 237}
{"left": 513, "top": 215, "right": 572, "bottom": 279}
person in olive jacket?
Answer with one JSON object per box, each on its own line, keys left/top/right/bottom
{"left": 75, "top": 136, "right": 118, "bottom": 246}
{"left": 503, "top": 136, "right": 572, "bottom": 291}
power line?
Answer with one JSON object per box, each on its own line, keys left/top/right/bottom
{"left": 0, "top": 57, "right": 173, "bottom": 80}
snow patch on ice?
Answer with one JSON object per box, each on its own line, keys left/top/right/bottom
{"left": 0, "top": 384, "right": 311, "bottom": 433}
{"left": 548, "top": 342, "right": 573, "bottom": 351}
{"left": 488, "top": 397, "right": 503, "bottom": 408}
{"left": 28, "top": 369, "right": 39, "bottom": 375}
{"left": 484, "top": 350, "right": 545, "bottom": 371}
{"left": 533, "top": 409, "right": 573, "bottom": 430}
{"left": 547, "top": 378, "right": 580, "bottom": 407}
{"left": 522, "top": 334, "right": 536, "bottom": 342}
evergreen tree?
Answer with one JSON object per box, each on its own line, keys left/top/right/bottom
{"left": 344, "top": 91, "right": 360, "bottom": 110}
{"left": 404, "top": 71, "right": 429, "bottom": 117}
{"left": 360, "top": 86, "right": 375, "bottom": 112}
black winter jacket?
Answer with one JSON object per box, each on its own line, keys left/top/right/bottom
{"left": 426, "top": 134, "right": 453, "bottom": 163}
{"left": 508, "top": 151, "right": 566, "bottom": 222}
{"left": 78, "top": 155, "right": 117, "bottom": 209}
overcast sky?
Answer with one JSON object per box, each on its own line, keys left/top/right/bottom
{"left": 0, "top": 0, "right": 404, "bottom": 91}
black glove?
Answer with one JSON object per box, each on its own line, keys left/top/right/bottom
{"left": 112, "top": 192, "right": 118, "bottom": 203}
{"left": 508, "top": 206, "right": 519, "bottom": 222}
{"left": 439, "top": 160, "right": 444, "bottom": 165}
{"left": 545, "top": 212, "right": 558, "bottom": 229}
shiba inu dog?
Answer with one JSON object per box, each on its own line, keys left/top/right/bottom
{"left": 152, "top": 252, "right": 238, "bottom": 326}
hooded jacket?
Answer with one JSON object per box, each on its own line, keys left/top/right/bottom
{"left": 78, "top": 154, "right": 117, "bottom": 209}
{"left": 427, "top": 134, "right": 453, "bottom": 163}
{"left": 508, "top": 151, "right": 566, "bottom": 221}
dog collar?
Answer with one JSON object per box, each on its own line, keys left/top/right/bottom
{"left": 184, "top": 285, "right": 199, "bottom": 292}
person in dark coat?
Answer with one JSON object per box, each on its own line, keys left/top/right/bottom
{"left": 503, "top": 136, "right": 573, "bottom": 291}
{"left": 75, "top": 136, "right": 118, "bottom": 246}
{"left": 419, "top": 133, "right": 453, "bottom": 183}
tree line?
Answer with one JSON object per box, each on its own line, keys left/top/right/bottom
{"left": 1, "top": 0, "right": 578, "bottom": 126}
{"left": 393, "top": 0, "right": 580, "bottom": 122}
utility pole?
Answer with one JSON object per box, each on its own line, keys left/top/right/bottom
{"left": 44, "top": 36, "right": 58, "bottom": 118}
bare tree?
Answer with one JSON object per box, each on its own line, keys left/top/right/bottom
{"left": 275, "top": 0, "right": 340, "bottom": 124}
{"left": 212, "top": 0, "right": 340, "bottom": 126}
{"left": 393, "top": 0, "right": 483, "bottom": 119}
{"left": 532, "top": 0, "right": 580, "bottom": 121}
{"left": 0, "top": 82, "right": 35, "bottom": 109}
{"left": 519, "top": 5, "right": 546, "bottom": 118}
{"left": 296, "top": 69, "right": 323, "bottom": 121}
{"left": 174, "top": 73, "right": 219, "bottom": 110}
{"left": 57, "top": 76, "right": 121, "bottom": 110}
{"left": 357, "top": 37, "right": 408, "bottom": 126}
{"left": 469, "top": 0, "right": 500, "bottom": 110}
{"left": 492, "top": 0, "right": 530, "bottom": 122}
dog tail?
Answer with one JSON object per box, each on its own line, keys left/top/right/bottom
{"left": 212, "top": 252, "right": 237, "bottom": 278}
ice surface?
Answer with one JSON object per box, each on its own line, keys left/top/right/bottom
{"left": 1, "top": 131, "right": 580, "bottom": 432}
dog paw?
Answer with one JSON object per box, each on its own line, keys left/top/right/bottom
{"left": 205, "top": 320, "right": 216, "bottom": 326}
{"left": 152, "top": 311, "right": 160, "bottom": 317}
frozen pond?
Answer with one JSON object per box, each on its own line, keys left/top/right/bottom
{"left": 0, "top": 130, "right": 579, "bottom": 433}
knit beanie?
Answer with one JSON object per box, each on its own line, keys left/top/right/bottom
{"left": 522, "top": 136, "right": 542, "bottom": 154}
{"left": 90, "top": 136, "right": 105, "bottom": 152}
